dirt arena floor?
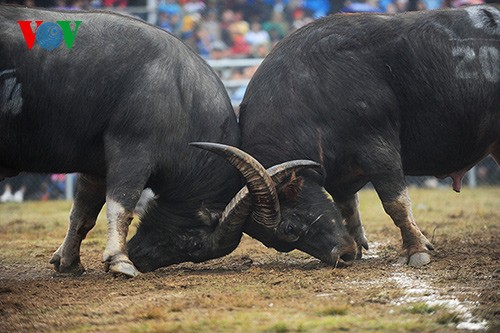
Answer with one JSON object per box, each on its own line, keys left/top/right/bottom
{"left": 0, "top": 188, "right": 498, "bottom": 332}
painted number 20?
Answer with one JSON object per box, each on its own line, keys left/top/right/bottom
{"left": 453, "top": 46, "right": 499, "bottom": 83}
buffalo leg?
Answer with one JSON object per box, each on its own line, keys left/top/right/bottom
{"left": 372, "top": 175, "right": 434, "bottom": 266}
{"left": 364, "top": 146, "right": 434, "bottom": 267}
{"left": 102, "top": 157, "right": 150, "bottom": 277}
{"left": 336, "top": 193, "right": 368, "bottom": 259}
{"left": 50, "top": 174, "right": 105, "bottom": 274}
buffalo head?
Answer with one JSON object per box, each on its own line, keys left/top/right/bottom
{"left": 128, "top": 143, "right": 356, "bottom": 272}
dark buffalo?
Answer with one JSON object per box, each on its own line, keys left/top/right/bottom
{"left": 0, "top": 6, "right": 347, "bottom": 276}
{"left": 128, "top": 142, "right": 325, "bottom": 272}
{"left": 239, "top": 6, "right": 500, "bottom": 266}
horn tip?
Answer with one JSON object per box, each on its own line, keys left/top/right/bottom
{"left": 189, "top": 142, "right": 225, "bottom": 150}
{"left": 189, "top": 142, "right": 205, "bottom": 148}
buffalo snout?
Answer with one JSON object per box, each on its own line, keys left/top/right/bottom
{"left": 329, "top": 235, "right": 357, "bottom": 267}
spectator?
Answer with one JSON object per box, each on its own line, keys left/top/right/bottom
{"left": 39, "top": 174, "right": 66, "bottom": 200}
{"left": 268, "top": 0, "right": 289, "bottom": 14}
{"left": 228, "top": 10, "right": 251, "bottom": 56}
{"left": 183, "top": 0, "right": 206, "bottom": 15}
{"left": 0, "top": 183, "right": 26, "bottom": 203}
{"left": 157, "top": 11, "right": 170, "bottom": 31}
{"left": 421, "top": 0, "right": 443, "bottom": 9}
{"left": 200, "top": 9, "right": 221, "bottom": 42}
{"left": 451, "top": 0, "right": 484, "bottom": 7}
{"left": 180, "top": 11, "right": 201, "bottom": 40}
{"left": 245, "top": 22, "right": 271, "bottom": 47}
{"left": 230, "top": 0, "right": 257, "bottom": 22}
{"left": 303, "top": 0, "right": 330, "bottom": 18}
{"left": 158, "top": 0, "right": 183, "bottom": 17}
{"left": 203, "top": 0, "right": 220, "bottom": 15}
{"left": 229, "top": 10, "right": 250, "bottom": 37}
{"left": 291, "top": 7, "right": 313, "bottom": 31}
{"left": 230, "top": 65, "right": 259, "bottom": 103}
{"left": 230, "top": 33, "right": 252, "bottom": 57}
{"left": 194, "top": 26, "right": 213, "bottom": 58}
{"left": 50, "top": 174, "right": 66, "bottom": 198}
{"left": 342, "top": 0, "right": 383, "bottom": 13}
{"left": 23, "top": 0, "right": 35, "bottom": 7}
{"left": 252, "top": 42, "right": 271, "bottom": 58}
{"left": 379, "top": 0, "right": 395, "bottom": 11}
{"left": 157, "top": 10, "right": 183, "bottom": 37}
{"left": 102, "top": 0, "right": 127, "bottom": 9}
{"left": 287, "top": 0, "right": 304, "bottom": 12}
{"left": 54, "top": 0, "right": 86, "bottom": 10}
{"left": 387, "top": 0, "right": 410, "bottom": 13}
{"left": 210, "top": 40, "right": 231, "bottom": 60}
{"left": 476, "top": 157, "right": 500, "bottom": 185}
{"left": 220, "top": 9, "right": 236, "bottom": 49}
{"left": 407, "top": 0, "right": 427, "bottom": 10}
{"left": 248, "top": 0, "right": 274, "bottom": 22}
{"left": 262, "top": 11, "right": 289, "bottom": 42}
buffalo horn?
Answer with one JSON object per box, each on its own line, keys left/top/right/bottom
{"left": 218, "top": 159, "right": 321, "bottom": 230}
{"left": 190, "top": 142, "right": 281, "bottom": 228}
{"left": 190, "top": 142, "right": 320, "bottom": 231}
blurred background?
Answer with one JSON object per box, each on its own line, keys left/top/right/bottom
{"left": 1, "top": 0, "right": 498, "bottom": 202}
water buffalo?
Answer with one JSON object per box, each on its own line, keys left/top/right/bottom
{"left": 239, "top": 5, "right": 500, "bottom": 266}
{"left": 1, "top": 6, "right": 353, "bottom": 276}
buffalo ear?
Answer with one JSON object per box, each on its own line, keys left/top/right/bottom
{"left": 278, "top": 172, "right": 304, "bottom": 201}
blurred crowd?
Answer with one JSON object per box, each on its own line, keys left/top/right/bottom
{"left": 10, "top": 0, "right": 493, "bottom": 60}
{"left": 150, "top": 0, "right": 490, "bottom": 60}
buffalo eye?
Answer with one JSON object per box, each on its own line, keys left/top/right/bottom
{"left": 278, "top": 221, "right": 301, "bottom": 243}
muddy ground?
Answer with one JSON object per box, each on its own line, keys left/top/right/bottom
{"left": 0, "top": 188, "right": 498, "bottom": 332}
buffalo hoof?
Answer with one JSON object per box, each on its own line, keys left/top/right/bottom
{"left": 109, "top": 261, "right": 139, "bottom": 277}
{"left": 104, "top": 257, "right": 140, "bottom": 278}
{"left": 355, "top": 237, "right": 369, "bottom": 260}
{"left": 397, "top": 234, "right": 434, "bottom": 266}
{"left": 396, "top": 252, "right": 431, "bottom": 267}
{"left": 50, "top": 253, "right": 85, "bottom": 275}
{"left": 349, "top": 225, "right": 369, "bottom": 260}
{"left": 408, "top": 252, "right": 431, "bottom": 267}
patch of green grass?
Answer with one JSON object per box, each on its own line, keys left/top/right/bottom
{"left": 436, "top": 311, "right": 460, "bottom": 325}
{"left": 403, "top": 302, "right": 439, "bottom": 314}
{"left": 317, "top": 305, "right": 349, "bottom": 316}
{"left": 268, "top": 322, "right": 290, "bottom": 333}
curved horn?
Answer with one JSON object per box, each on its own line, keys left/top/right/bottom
{"left": 190, "top": 142, "right": 280, "bottom": 228}
{"left": 266, "top": 160, "right": 321, "bottom": 186}
{"left": 218, "top": 159, "right": 321, "bottom": 229}
{"left": 190, "top": 142, "right": 320, "bottom": 256}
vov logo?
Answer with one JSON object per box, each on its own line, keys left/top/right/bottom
{"left": 18, "top": 20, "right": 81, "bottom": 51}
